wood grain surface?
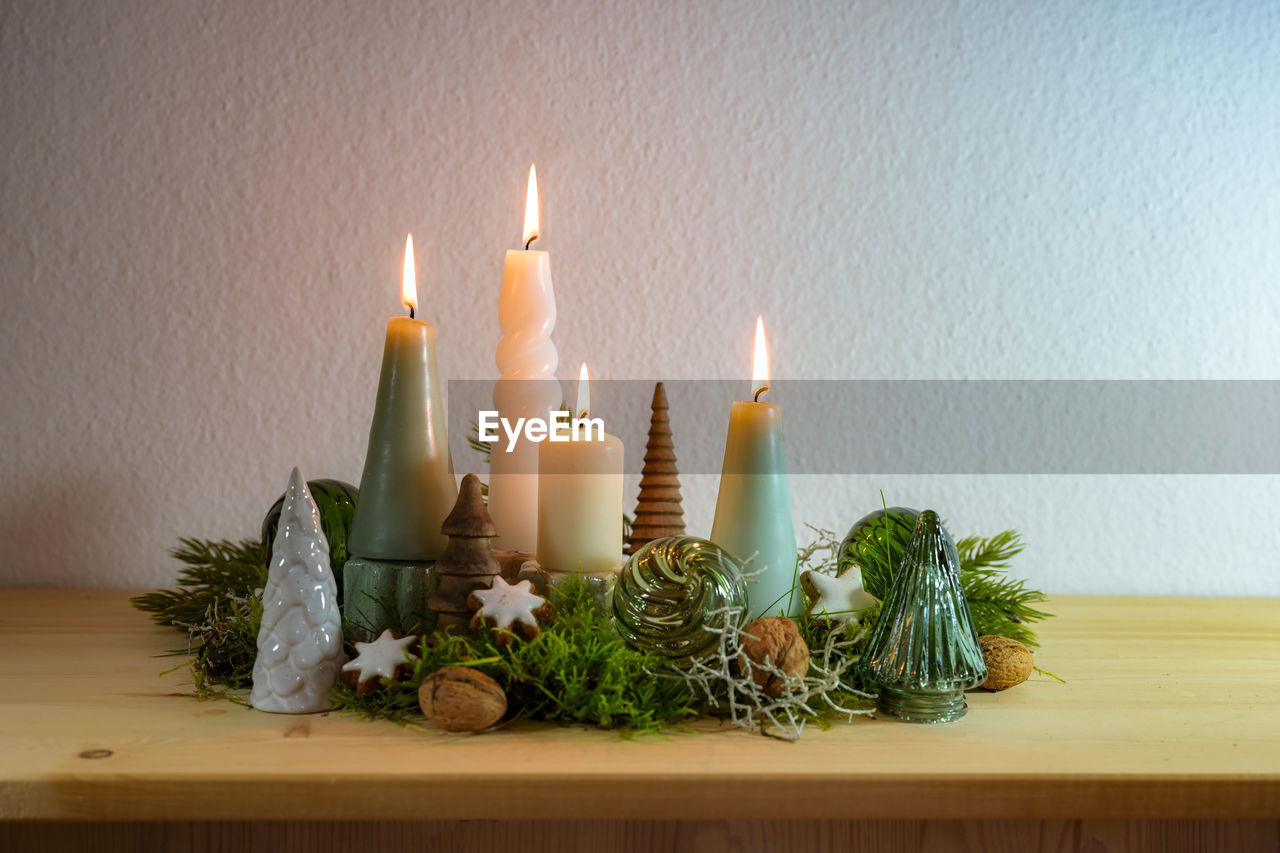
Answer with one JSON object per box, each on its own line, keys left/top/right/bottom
{"left": 0, "top": 590, "right": 1276, "bottom": 829}
{"left": 1, "top": 818, "right": 1278, "bottom": 853}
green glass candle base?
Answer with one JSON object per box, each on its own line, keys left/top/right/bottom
{"left": 342, "top": 557, "right": 439, "bottom": 642}
{"left": 521, "top": 564, "right": 618, "bottom": 616}
{"left": 875, "top": 686, "right": 968, "bottom": 724}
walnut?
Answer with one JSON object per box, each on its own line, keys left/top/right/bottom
{"left": 418, "top": 667, "right": 507, "bottom": 732}
{"left": 978, "top": 635, "right": 1034, "bottom": 691}
{"left": 737, "top": 617, "right": 809, "bottom": 697}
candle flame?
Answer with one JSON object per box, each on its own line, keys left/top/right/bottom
{"left": 401, "top": 234, "right": 418, "bottom": 316}
{"left": 751, "top": 316, "right": 769, "bottom": 401}
{"left": 522, "top": 164, "right": 540, "bottom": 247}
{"left": 576, "top": 362, "right": 590, "bottom": 421}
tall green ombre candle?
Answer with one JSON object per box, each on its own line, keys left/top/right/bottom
{"left": 710, "top": 317, "right": 799, "bottom": 618}
{"left": 344, "top": 235, "right": 458, "bottom": 640}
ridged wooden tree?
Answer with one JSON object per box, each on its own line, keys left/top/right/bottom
{"left": 627, "top": 382, "right": 686, "bottom": 554}
{"left": 428, "top": 474, "right": 500, "bottom": 634}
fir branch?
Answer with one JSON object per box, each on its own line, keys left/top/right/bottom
{"left": 956, "top": 530, "right": 1051, "bottom": 647}
{"left": 132, "top": 537, "right": 267, "bottom": 693}
{"left": 957, "top": 530, "right": 1024, "bottom": 572}
{"left": 466, "top": 419, "right": 493, "bottom": 466}
{"left": 131, "top": 538, "right": 267, "bottom": 628}
{"left": 840, "top": 504, "right": 1052, "bottom": 647}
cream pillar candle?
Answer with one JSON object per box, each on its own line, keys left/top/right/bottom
{"left": 536, "top": 364, "right": 624, "bottom": 574}
{"left": 709, "top": 317, "right": 799, "bottom": 618}
{"left": 489, "top": 165, "right": 560, "bottom": 553}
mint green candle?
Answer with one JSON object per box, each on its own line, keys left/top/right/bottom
{"left": 709, "top": 318, "right": 798, "bottom": 618}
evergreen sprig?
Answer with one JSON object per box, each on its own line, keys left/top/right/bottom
{"left": 131, "top": 538, "right": 267, "bottom": 627}
{"left": 131, "top": 538, "right": 268, "bottom": 694}
{"left": 956, "top": 531, "right": 1050, "bottom": 646}
{"left": 850, "top": 507, "right": 1052, "bottom": 647}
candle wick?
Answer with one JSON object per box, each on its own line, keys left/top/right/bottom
{"left": 405, "top": 303, "right": 415, "bottom": 319}
{"left": 525, "top": 235, "right": 537, "bottom": 250}
{"left": 753, "top": 386, "right": 768, "bottom": 402}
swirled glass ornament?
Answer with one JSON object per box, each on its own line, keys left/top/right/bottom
{"left": 611, "top": 536, "right": 749, "bottom": 659}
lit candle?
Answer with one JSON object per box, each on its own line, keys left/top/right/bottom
{"left": 710, "top": 317, "right": 798, "bottom": 618}
{"left": 489, "top": 164, "right": 560, "bottom": 553}
{"left": 536, "top": 364, "right": 624, "bottom": 574}
{"left": 344, "top": 235, "right": 458, "bottom": 640}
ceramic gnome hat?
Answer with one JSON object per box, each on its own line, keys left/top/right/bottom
{"left": 250, "top": 468, "right": 344, "bottom": 713}
{"left": 859, "top": 510, "right": 987, "bottom": 723}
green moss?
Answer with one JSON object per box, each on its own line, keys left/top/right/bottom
{"left": 334, "top": 577, "right": 699, "bottom": 734}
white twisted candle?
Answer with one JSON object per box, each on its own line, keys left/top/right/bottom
{"left": 488, "top": 245, "right": 559, "bottom": 553}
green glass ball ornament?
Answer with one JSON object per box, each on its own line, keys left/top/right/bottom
{"left": 612, "top": 536, "right": 749, "bottom": 659}
{"left": 838, "top": 506, "right": 920, "bottom": 601}
{"left": 261, "top": 478, "right": 358, "bottom": 595}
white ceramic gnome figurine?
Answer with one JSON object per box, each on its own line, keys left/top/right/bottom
{"left": 250, "top": 468, "right": 344, "bottom": 713}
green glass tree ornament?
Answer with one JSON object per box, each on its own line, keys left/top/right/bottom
{"left": 612, "top": 537, "right": 748, "bottom": 659}
{"left": 859, "top": 510, "right": 987, "bottom": 723}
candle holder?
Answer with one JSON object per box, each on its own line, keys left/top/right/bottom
{"left": 342, "top": 559, "right": 437, "bottom": 643}
{"left": 858, "top": 510, "right": 987, "bottom": 723}
{"left": 493, "top": 549, "right": 536, "bottom": 583}
{"left": 517, "top": 562, "right": 619, "bottom": 616}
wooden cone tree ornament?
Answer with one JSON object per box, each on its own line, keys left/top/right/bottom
{"left": 627, "top": 382, "right": 686, "bottom": 554}
{"left": 427, "top": 474, "right": 501, "bottom": 634}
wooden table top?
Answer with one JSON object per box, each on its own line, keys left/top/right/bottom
{"left": 0, "top": 589, "right": 1276, "bottom": 821}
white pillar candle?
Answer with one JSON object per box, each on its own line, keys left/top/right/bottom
{"left": 537, "top": 364, "right": 624, "bottom": 574}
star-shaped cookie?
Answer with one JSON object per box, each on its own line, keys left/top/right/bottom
{"left": 468, "top": 576, "right": 554, "bottom": 646}
{"left": 340, "top": 629, "right": 419, "bottom": 697}
{"left": 801, "top": 568, "right": 877, "bottom": 626}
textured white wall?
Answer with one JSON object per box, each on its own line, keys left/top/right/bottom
{"left": 2, "top": 1, "right": 1278, "bottom": 594}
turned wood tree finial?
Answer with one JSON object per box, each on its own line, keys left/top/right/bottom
{"left": 428, "top": 474, "right": 501, "bottom": 633}
{"left": 627, "top": 382, "right": 686, "bottom": 554}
